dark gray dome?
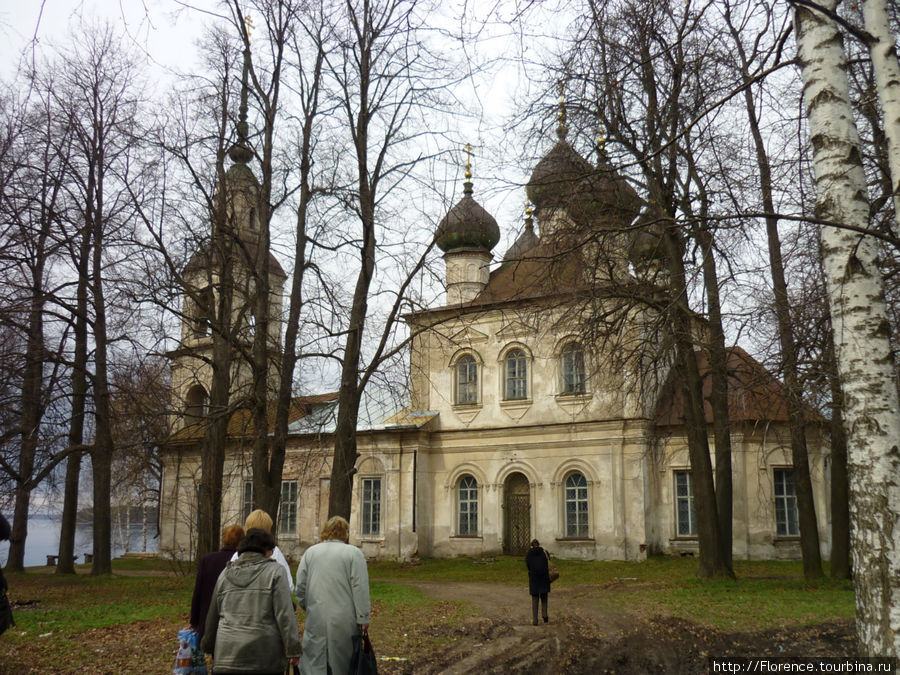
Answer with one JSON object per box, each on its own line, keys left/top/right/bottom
{"left": 434, "top": 183, "right": 500, "bottom": 253}
{"left": 527, "top": 140, "right": 642, "bottom": 227}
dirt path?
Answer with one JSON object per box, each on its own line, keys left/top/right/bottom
{"left": 392, "top": 581, "right": 857, "bottom": 674}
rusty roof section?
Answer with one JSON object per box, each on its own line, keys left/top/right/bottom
{"left": 654, "top": 347, "right": 826, "bottom": 427}
{"left": 167, "top": 392, "right": 339, "bottom": 444}
{"left": 466, "top": 238, "right": 585, "bottom": 307}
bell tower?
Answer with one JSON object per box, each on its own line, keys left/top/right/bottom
{"left": 168, "top": 44, "right": 286, "bottom": 431}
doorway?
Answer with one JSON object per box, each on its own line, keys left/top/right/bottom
{"left": 503, "top": 472, "right": 531, "bottom": 555}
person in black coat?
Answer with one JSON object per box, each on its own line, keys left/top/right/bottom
{"left": 525, "top": 538, "right": 551, "bottom": 625}
{"left": 0, "top": 513, "right": 10, "bottom": 593}
{"left": 190, "top": 524, "right": 244, "bottom": 642}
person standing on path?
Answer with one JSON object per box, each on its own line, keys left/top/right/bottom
{"left": 191, "top": 524, "right": 244, "bottom": 643}
{"left": 525, "top": 539, "right": 551, "bottom": 625}
{"left": 295, "top": 515, "right": 371, "bottom": 675}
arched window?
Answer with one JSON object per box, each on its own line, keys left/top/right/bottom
{"left": 561, "top": 342, "right": 586, "bottom": 394}
{"left": 458, "top": 475, "right": 479, "bottom": 535}
{"left": 564, "top": 472, "right": 589, "bottom": 537}
{"left": 191, "top": 287, "right": 213, "bottom": 337}
{"left": 456, "top": 355, "right": 478, "bottom": 405}
{"left": 185, "top": 385, "right": 208, "bottom": 422}
{"left": 504, "top": 349, "right": 527, "bottom": 400}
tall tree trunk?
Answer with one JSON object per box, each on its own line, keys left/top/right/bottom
{"left": 329, "top": 5, "right": 377, "bottom": 520}
{"left": 795, "top": 0, "right": 900, "bottom": 657}
{"left": 58, "top": 222, "right": 91, "bottom": 575}
{"left": 695, "top": 225, "right": 734, "bottom": 573}
{"left": 197, "top": 243, "right": 234, "bottom": 560}
{"left": 196, "top": 74, "right": 237, "bottom": 561}
{"left": 661, "top": 212, "right": 732, "bottom": 580}
{"left": 728, "top": 14, "right": 823, "bottom": 578}
{"left": 684, "top": 157, "right": 734, "bottom": 573}
{"left": 861, "top": 0, "right": 900, "bottom": 233}
{"left": 264, "top": 36, "right": 323, "bottom": 525}
{"left": 824, "top": 317, "right": 851, "bottom": 579}
{"left": 7, "top": 205, "right": 51, "bottom": 572}
{"left": 90, "top": 184, "right": 114, "bottom": 576}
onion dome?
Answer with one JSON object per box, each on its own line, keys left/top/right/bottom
{"left": 526, "top": 138, "right": 596, "bottom": 210}
{"left": 527, "top": 90, "right": 641, "bottom": 226}
{"left": 503, "top": 203, "right": 540, "bottom": 261}
{"left": 434, "top": 146, "right": 500, "bottom": 253}
{"left": 628, "top": 203, "right": 668, "bottom": 264}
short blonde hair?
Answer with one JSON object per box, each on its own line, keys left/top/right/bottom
{"left": 320, "top": 516, "right": 349, "bottom": 542}
{"left": 244, "top": 509, "right": 273, "bottom": 534}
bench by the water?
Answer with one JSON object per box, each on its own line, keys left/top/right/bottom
{"left": 45, "top": 554, "right": 83, "bottom": 566}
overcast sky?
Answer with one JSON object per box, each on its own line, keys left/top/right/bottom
{"left": 1, "top": 1, "right": 576, "bottom": 256}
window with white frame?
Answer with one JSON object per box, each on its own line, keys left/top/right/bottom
{"left": 242, "top": 481, "right": 255, "bottom": 523}
{"left": 361, "top": 477, "right": 382, "bottom": 536}
{"left": 561, "top": 342, "right": 586, "bottom": 394}
{"left": 774, "top": 468, "right": 800, "bottom": 537}
{"left": 564, "top": 472, "right": 589, "bottom": 537}
{"left": 456, "top": 355, "right": 478, "bottom": 405}
{"left": 504, "top": 348, "right": 528, "bottom": 400}
{"left": 278, "top": 480, "right": 298, "bottom": 535}
{"left": 457, "top": 475, "right": 478, "bottom": 535}
{"left": 674, "top": 470, "right": 697, "bottom": 536}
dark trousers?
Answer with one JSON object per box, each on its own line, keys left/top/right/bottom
{"left": 531, "top": 593, "right": 548, "bottom": 624}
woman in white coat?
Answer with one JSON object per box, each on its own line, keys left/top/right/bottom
{"left": 295, "top": 516, "right": 371, "bottom": 675}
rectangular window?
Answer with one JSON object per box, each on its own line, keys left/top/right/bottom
{"left": 774, "top": 468, "right": 800, "bottom": 537}
{"left": 674, "top": 470, "right": 697, "bottom": 537}
{"left": 456, "top": 357, "right": 478, "bottom": 404}
{"left": 458, "top": 477, "right": 478, "bottom": 535}
{"left": 562, "top": 346, "right": 586, "bottom": 394}
{"left": 361, "top": 478, "right": 381, "bottom": 536}
{"left": 565, "top": 473, "right": 589, "bottom": 538}
{"left": 278, "top": 481, "right": 298, "bottom": 536}
{"left": 505, "top": 351, "right": 527, "bottom": 400}
{"left": 242, "top": 481, "right": 255, "bottom": 523}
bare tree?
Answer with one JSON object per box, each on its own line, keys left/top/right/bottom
{"left": 719, "top": 0, "right": 824, "bottom": 579}
{"left": 558, "top": 0, "right": 736, "bottom": 578}
{"left": 46, "top": 24, "right": 146, "bottom": 574}
{"left": 324, "top": 0, "right": 448, "bottom": 519}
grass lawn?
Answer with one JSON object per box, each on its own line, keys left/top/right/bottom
{"left": 0, "top": 555, "right": 854, "bottom": 672}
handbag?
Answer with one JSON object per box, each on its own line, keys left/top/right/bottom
{"left": 349, "top": 629, "right": 378, "bottom": 675}
{"left": 546, "top": 551, "right": 559, "bottom": 583}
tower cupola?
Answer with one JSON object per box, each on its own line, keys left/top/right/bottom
{"left": 435, "top": 145, "right": 499, "bottom": 304}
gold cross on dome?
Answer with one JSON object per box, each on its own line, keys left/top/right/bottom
{"left": 464, "top": 143, "right": 472, "bottom": 181}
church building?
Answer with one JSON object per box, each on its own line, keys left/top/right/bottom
{"left": 158, "top": 105, "right": 832, "bottom": 564}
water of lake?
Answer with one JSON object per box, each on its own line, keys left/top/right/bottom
{"left": 0, "top": 516, "right": 158, "bottom": 568}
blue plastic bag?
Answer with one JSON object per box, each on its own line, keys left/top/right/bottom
{"left": 173, "top": 628, "right": 207, "bottom": 674}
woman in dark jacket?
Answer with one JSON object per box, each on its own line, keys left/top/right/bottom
{"left": 190, "top": 524, "right": 244, "bottom": 642}
{"left": 525, "top": 539, "right": 551, "bottom": 625}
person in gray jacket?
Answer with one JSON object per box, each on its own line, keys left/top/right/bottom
{"left": 296, "top": 516, "right": 371, "bottom": 675}
{"left": 202, "top": 528, "right": 301, "bottom": 674}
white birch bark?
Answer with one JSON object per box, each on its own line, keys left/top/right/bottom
{"left": 862, "top": 0, "right": 900, "bottom": 233}
{"left": 795, "top": 0, "right": 900, "bottom": 659}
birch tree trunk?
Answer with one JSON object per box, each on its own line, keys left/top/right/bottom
{"left": 795, "top": 0, "right": 900, "bottom": 657}
{"left": 861, "top": 0, "right": 900, "bottom": 231}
